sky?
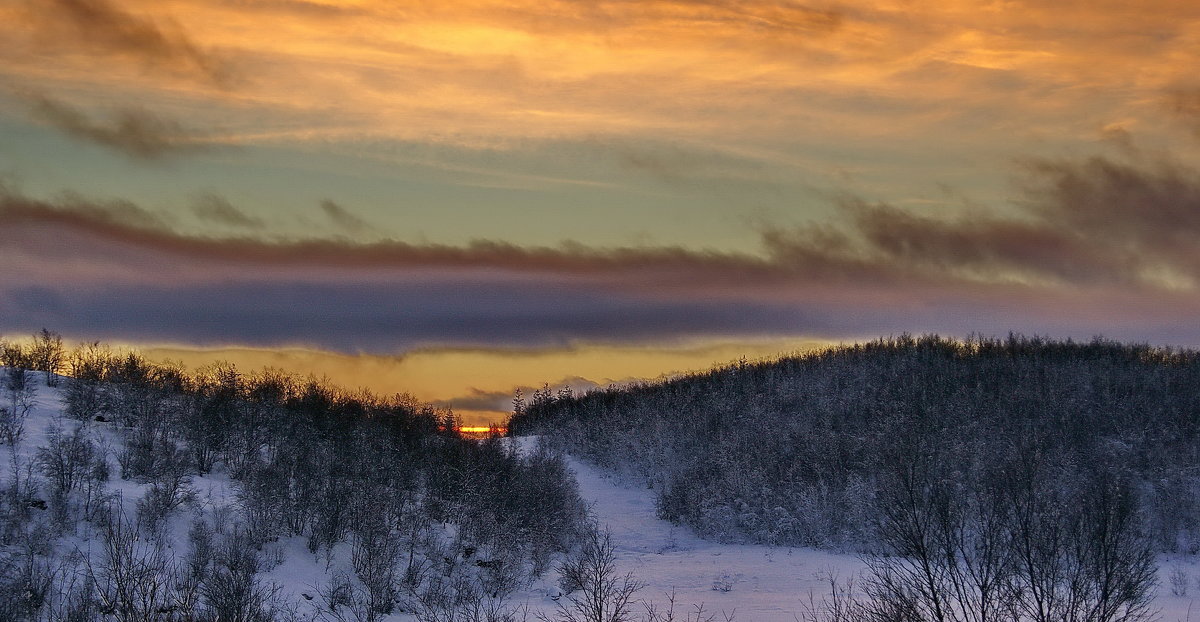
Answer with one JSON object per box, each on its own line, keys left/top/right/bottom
{"left": 4, "top": 0, "right": 1200, "bottom": 422}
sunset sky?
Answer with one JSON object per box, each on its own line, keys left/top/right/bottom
{"left": 4, "top": 0, "right": 1200, "bottom": 422}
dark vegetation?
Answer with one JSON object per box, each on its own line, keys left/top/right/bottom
{"left": 0, "top": 332, "right": 591, "bottom": 622}
{"left": 512, "top": 334, "right": 1198, "bottom": 621}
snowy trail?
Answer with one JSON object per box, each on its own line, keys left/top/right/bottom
{"left": 524, "top": 440, "right": 865, "bottom": 622}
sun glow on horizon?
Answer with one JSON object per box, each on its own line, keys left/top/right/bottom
{"left": 456, "top": 425, "right": 507, "bottom": 438}
{"left": 116, "top": 338, "right": 834, "bottom": 426}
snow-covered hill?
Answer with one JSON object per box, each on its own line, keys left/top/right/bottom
{"left": 5, "top": 369, "right": 1200, "bottom": 621}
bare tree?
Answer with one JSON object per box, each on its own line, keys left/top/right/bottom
{"left": 796, "top": 573, "right": 862, "bottom": 622}
{"left": 0, "top": 339, "right": 30, "bottom": 368}
{"left": 856, "top": 448, "right": 1158, "bottom": 622}
{"left": 66, "top": 341, "right": 114, "bottom": 421}
{"left": 1002, "top": 466, "right": 1157, "bottom": 622}
{"left": 30, "top": 329, "right": 65, "bottom": 386}
{"left": 351, "top": 519, "right": 402, "bottom": 620}
{"left": 862, "top": 450, "right": 1011, "bottom": 622}
{"left": 1, "top": 366, "right": 36, "bottom": 447}
{"left": 200, "top": 527, "right": 278, "bottom": 622}
{"left": 542, "top": 529, "right": 643, "bottom": 622}
{"left": 87, "top": 505, "right": 178, "bottom": 622}
{"left": 316, "top": 571, "right": 376, "bottom": 622}
{"left": 36, "top": 420, "right": 96, "bottom": 498}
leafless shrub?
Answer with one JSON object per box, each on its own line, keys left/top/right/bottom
{"left": 644, "top": 590, "right": 736, "bottom": 622}
{"left": 796, "top": 572, "right": 861, "bottom": 622}
{"left": 1170, "top": 566, "right": 1190, "bottom": 597}
{"left": 199, "top": 526, "right": 281, "bottom": 622}
{"left": 351, "top": 521, "right": 402, "bottom": 618}
{"left": 2, "top": 366, "right": 35, "bottom": 447}
{"left": 36, "top": 421, "right": 96, "bottom": 497}
{"left": 0, "top": 545, "right": 58, "bottom": 620}
{"left": 540, "top": 529, "right": 643, "bottom": 622}
{"left": 87, "top": 504, "right": 178, "bottom": 622}
{"left": 316, "top": 571, "right": 375, "bottom": 622}
{"left": 412, "top": 580, "right": 526, "bottom": 622}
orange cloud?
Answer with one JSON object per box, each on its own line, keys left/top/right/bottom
{"left": 4, "top": 0, "right": 1196, "bottom": 153}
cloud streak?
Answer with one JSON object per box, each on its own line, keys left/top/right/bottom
{"left": 28, "top": 0, "right": 234, "bottom": 87}
{"left": 26, "top": 94, "right": 216, "bottom": 160}
{"left": 191, "top": 194, "right": 264, "bottom": 229}
{"left": 319, "top": 199, "right": 370, "bottom": 234}
{"left": 435, "top": 388, "right": 516, "bottom": 413}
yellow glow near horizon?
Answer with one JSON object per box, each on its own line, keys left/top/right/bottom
{"left": 1, "top": 330, "right": 834, "bottom": 426}
{"left": 129, "top": 338, "right": 832, "bottom": 425}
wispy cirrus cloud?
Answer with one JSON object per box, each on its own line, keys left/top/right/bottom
{"left": 9, "top": 0, "right": 1193, "bottom": 148}
{"left": 1166, "top": 87, "right": 1200, "bottom": 139}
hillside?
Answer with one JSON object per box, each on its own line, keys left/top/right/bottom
{"left": 0, "top": 346, "right": 589, "bottom": 622}
{"left": 514, "top": 335, "right": 1200, "bottom": 551}
{"left": 515, "top": 335, "right": 1200, "bottom": 620}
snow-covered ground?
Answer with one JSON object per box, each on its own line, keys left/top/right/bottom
{"left": 5, "top": 371, "right": 1200, "bottom": 621}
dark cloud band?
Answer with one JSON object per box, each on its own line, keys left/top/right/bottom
{"left": 4, "top": 149, "right": 1200, "bottom": 352}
